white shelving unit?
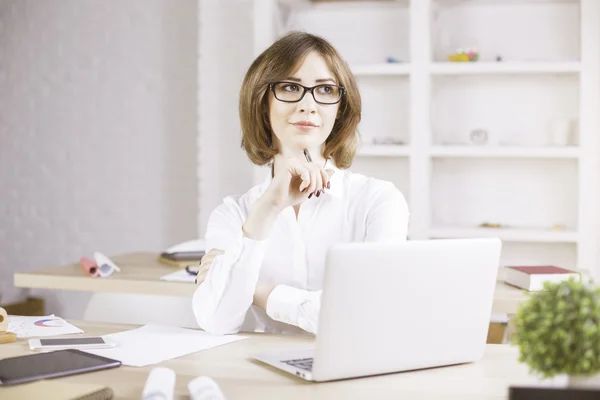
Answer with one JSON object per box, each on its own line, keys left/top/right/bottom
{"left": 357, "top": 145, "right": 412, "bottom": 157}
{"left": 430, "top": 145, "right": 580, "bottom": 159}
{"left": 352, "top": 63, "right": 411, "bottom": 76}
{"left": 253, "top": 0, "right": 600, "bottom": 278}
{"left": 428, "top": 227, "right": 580, "bottom": 244}
{"left": 430, "top": 61, "right": 581, "bottom": 75}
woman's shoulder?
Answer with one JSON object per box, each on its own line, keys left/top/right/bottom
{"left": 210, "top": 182, "right": 265, "bottom": 221}
{"left": 342, "top": 169, "right": 404, "bottom": 198}
{"left": 341, "top": 169, "right": 409, "bottom": 214}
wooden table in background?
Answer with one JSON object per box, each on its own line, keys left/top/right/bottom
{"left": 14, "top": 252, "right": 529, "bottom": 314}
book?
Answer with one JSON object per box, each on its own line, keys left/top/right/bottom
{"left": 504, "top": 265, "right": 580, "bottom": 291}
{"left": 157, "top": 256, "right": 203, "bottom": 268}
{"left": 0, "top": 380, "right": 114, "bottom": 400}
{"left": 158, "top": 239, "right": 205, "bottom": 268}
{"left": 510, "top": 386, "right": 600, "bottom": 399}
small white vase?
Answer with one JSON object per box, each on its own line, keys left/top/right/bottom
{"left": 567, "top": 373, "right": 600, "bottom": 389}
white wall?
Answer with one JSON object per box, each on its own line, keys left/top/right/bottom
{"left": 197, "top": 0, "right": 256, "bottom": 237}
{"left": 0, "top": 0, "right": 198, "bottom": 318}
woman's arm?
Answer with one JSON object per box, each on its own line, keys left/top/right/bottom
{"left": 263, "top": 183, "right": 410, "bottom": 334}
{"left": 193, "top": 155, "right": 333, "bottom": 334}
{"left": 192, "top": 196, "right": 281, "bottom": 335}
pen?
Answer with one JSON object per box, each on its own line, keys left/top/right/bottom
{"left": 303, "top": 149, "right": 323, "bottom": 197}
{"left": 303, "top": 148, "right": 312, "bottom": 163}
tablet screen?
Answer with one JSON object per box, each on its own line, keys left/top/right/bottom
{"left": 0, "top": 349, "right": 121, "bottom": 386}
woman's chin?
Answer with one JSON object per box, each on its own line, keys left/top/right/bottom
{"left": 290, "top": 132, "right": 324, "bottom": 147}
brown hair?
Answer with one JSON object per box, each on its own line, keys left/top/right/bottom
{"left": 239, "top": 31, "right": 361, "bottom": 169}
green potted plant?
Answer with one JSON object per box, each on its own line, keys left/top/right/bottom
{"left": 512, "top": 277, "right": 600, "bottom": 388}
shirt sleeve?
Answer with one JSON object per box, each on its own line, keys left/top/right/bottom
{"left": 266, "top": 183, "right": 410, "bottom": 334}
{"left": 192, "top": 198, "right": 268, "bottom": 335}
{"left": 266, "top": 285, "right": 321, "bottom": 334}
{"left": 364, "top": 182, "right": 410, "bottom": 241}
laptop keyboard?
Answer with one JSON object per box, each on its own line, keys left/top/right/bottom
{"left": 282, "top": 357, "right": 313, "bottom": 371}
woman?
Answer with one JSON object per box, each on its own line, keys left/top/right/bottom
{"left": 193, "top": 31, "right": 409, "bottom": 335}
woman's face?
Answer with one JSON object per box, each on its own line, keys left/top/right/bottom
{"left": 268, "top": 51, "right": 341, "bottom": 155}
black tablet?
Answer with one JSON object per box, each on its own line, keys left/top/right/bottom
{"left": 0, "top": 349, "right": 121, "bottom": 386}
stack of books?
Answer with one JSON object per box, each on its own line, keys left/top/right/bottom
{"left": 158, "top": 239, "right": 205, "bottom": 268}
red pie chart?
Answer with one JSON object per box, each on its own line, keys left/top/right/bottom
{"left": 33, "top": 319, "right": 64, "bottom": 327}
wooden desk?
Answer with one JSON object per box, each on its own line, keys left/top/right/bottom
{"left": 13, "top": 252, "right": 529, "bottom": 314}
{"left": 0, "top": 320, "right": 555, "bottom": 400}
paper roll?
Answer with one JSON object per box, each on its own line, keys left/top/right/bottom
{"left": 93, "top": 252, "right": 121, "bottom": 278}
{"left": 80, "top": 257, "right": 99, "bottom": 277}
{"left": 142, "top": 367, "right": 176, "bottom": 400}
{"left": 188, "top": 376, "right": 227, "bottom": 400}
{"left": 0, "top": 307, "right": 8, "bottom": 332}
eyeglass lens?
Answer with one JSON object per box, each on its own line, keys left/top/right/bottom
{"left": 272, "top": 82, "right": 342, "bottom": 104}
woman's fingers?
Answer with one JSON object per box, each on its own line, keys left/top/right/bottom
{"left": 320, "top": 168, "right": 333, "bottom": 191}
{"left": 311, "top": 165, "right": 323, "bottom": 197}
{"left": 196, "top": 249, "right": 224, "bottom": 284}
{"left": 288, "top": 159, "right": 312, "bottom": 192}
{"left": 199, "top": 249, "right": 224, "bottom": 269}
{"left": 284, "top": 157, "right": 331, "bottom": 198}
{"left": 298, "top": 167, "right": 311, "bottom": 193}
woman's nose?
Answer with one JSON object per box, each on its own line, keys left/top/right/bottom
{"left": 298, "top": 90, "right": 318, "bottom": 114}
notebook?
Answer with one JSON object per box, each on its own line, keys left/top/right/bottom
{"left": 0, "top": 380, "right": 113, "bottom": 400}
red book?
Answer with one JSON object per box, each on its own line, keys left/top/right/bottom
{"left": 504, "top": 266, "right": 579, "bottom": 291}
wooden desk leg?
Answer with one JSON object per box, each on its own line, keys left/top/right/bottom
{"left": 486, "top": 322, "right": 508, "bottom": 344}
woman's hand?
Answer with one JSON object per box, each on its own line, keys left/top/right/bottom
{"left": 264, "top": 153, "right": 335, "bottom": 211}
{"left": 242, "top": 153, "right": 333, "bottom": 241}
{"left": 253, "top": 282, "right": 275, "bottom": 310}
{"left": 195, "top": 248, "right": 224, "bottom": 284}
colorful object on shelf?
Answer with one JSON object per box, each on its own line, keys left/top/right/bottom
{"left": 551, "top": 224, "right": 565, "bottom": 231}
{"left": 385, "top": 56, "right": 403, "bottom": 63}
{"left": 448, "top": 48, "right": 479, "bottom": 62}
{"left": 479, "top": 222, "right": 502, "bottom": 229}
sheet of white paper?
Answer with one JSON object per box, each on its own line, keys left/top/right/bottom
{"left": 83, "top": 323, "right": 247, "bottom": 367}
{"left": 165, "top": 239, "right": 205, "bottom": 254}
{"left": 8, "top": 314, "right": 84, "bottom": 338}
{"left": 160, "top": 268, "right": 196, "bottom": 283}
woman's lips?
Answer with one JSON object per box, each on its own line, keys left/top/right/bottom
{"left": 292, "top": 122, "right": 319, "bottom": 131}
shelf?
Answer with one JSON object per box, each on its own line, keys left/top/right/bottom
{"left": 352, "top": 63, "right": 410, "bottom": 76}
{"left": 357, "top": 145, "right": 411, "bottom": 157}
{"left": 430, "top": 62, "right": 580, "bottom": 75}
{"left": 436, "top": 0, "right": 580, "bottom": 5}
{"left": 430, "top": 146, "right": 580, "bottom": 159}
{"left": 428, "top": 227, "right": 579, "bottom": 243}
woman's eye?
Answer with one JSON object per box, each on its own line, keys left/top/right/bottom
{"left": 283, "top": 84, "right": 299, "bottom": 92}
{"left": 317, "top": 85, "right": 333, "bottom": 94}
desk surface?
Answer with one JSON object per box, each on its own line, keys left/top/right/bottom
{"left": 0, "top": 320, "right": 554, "bottom": 400}
{"left": 13, "top": 252, "right": 528, "bottom": 314}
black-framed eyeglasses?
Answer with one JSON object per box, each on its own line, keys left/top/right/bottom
{"left": 270, "top": 82, "right": 345, "bottom": 105}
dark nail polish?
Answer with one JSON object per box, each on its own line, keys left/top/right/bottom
{"left": 316, "top": 191, "right": 321, "bottom": 197}
{"left": 327, "top": 182, "right": 331, "bottom": 189}
{"left": 308, "top": 193, "right": 313, "bottom": 199}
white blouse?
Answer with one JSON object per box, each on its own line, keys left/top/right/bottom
{"left": 192, "top": 160, "right": 410, "bottom": 335}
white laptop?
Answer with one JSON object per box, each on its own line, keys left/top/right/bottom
{"left": 252, "top": 238, "right": 502, "bottom": 382}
